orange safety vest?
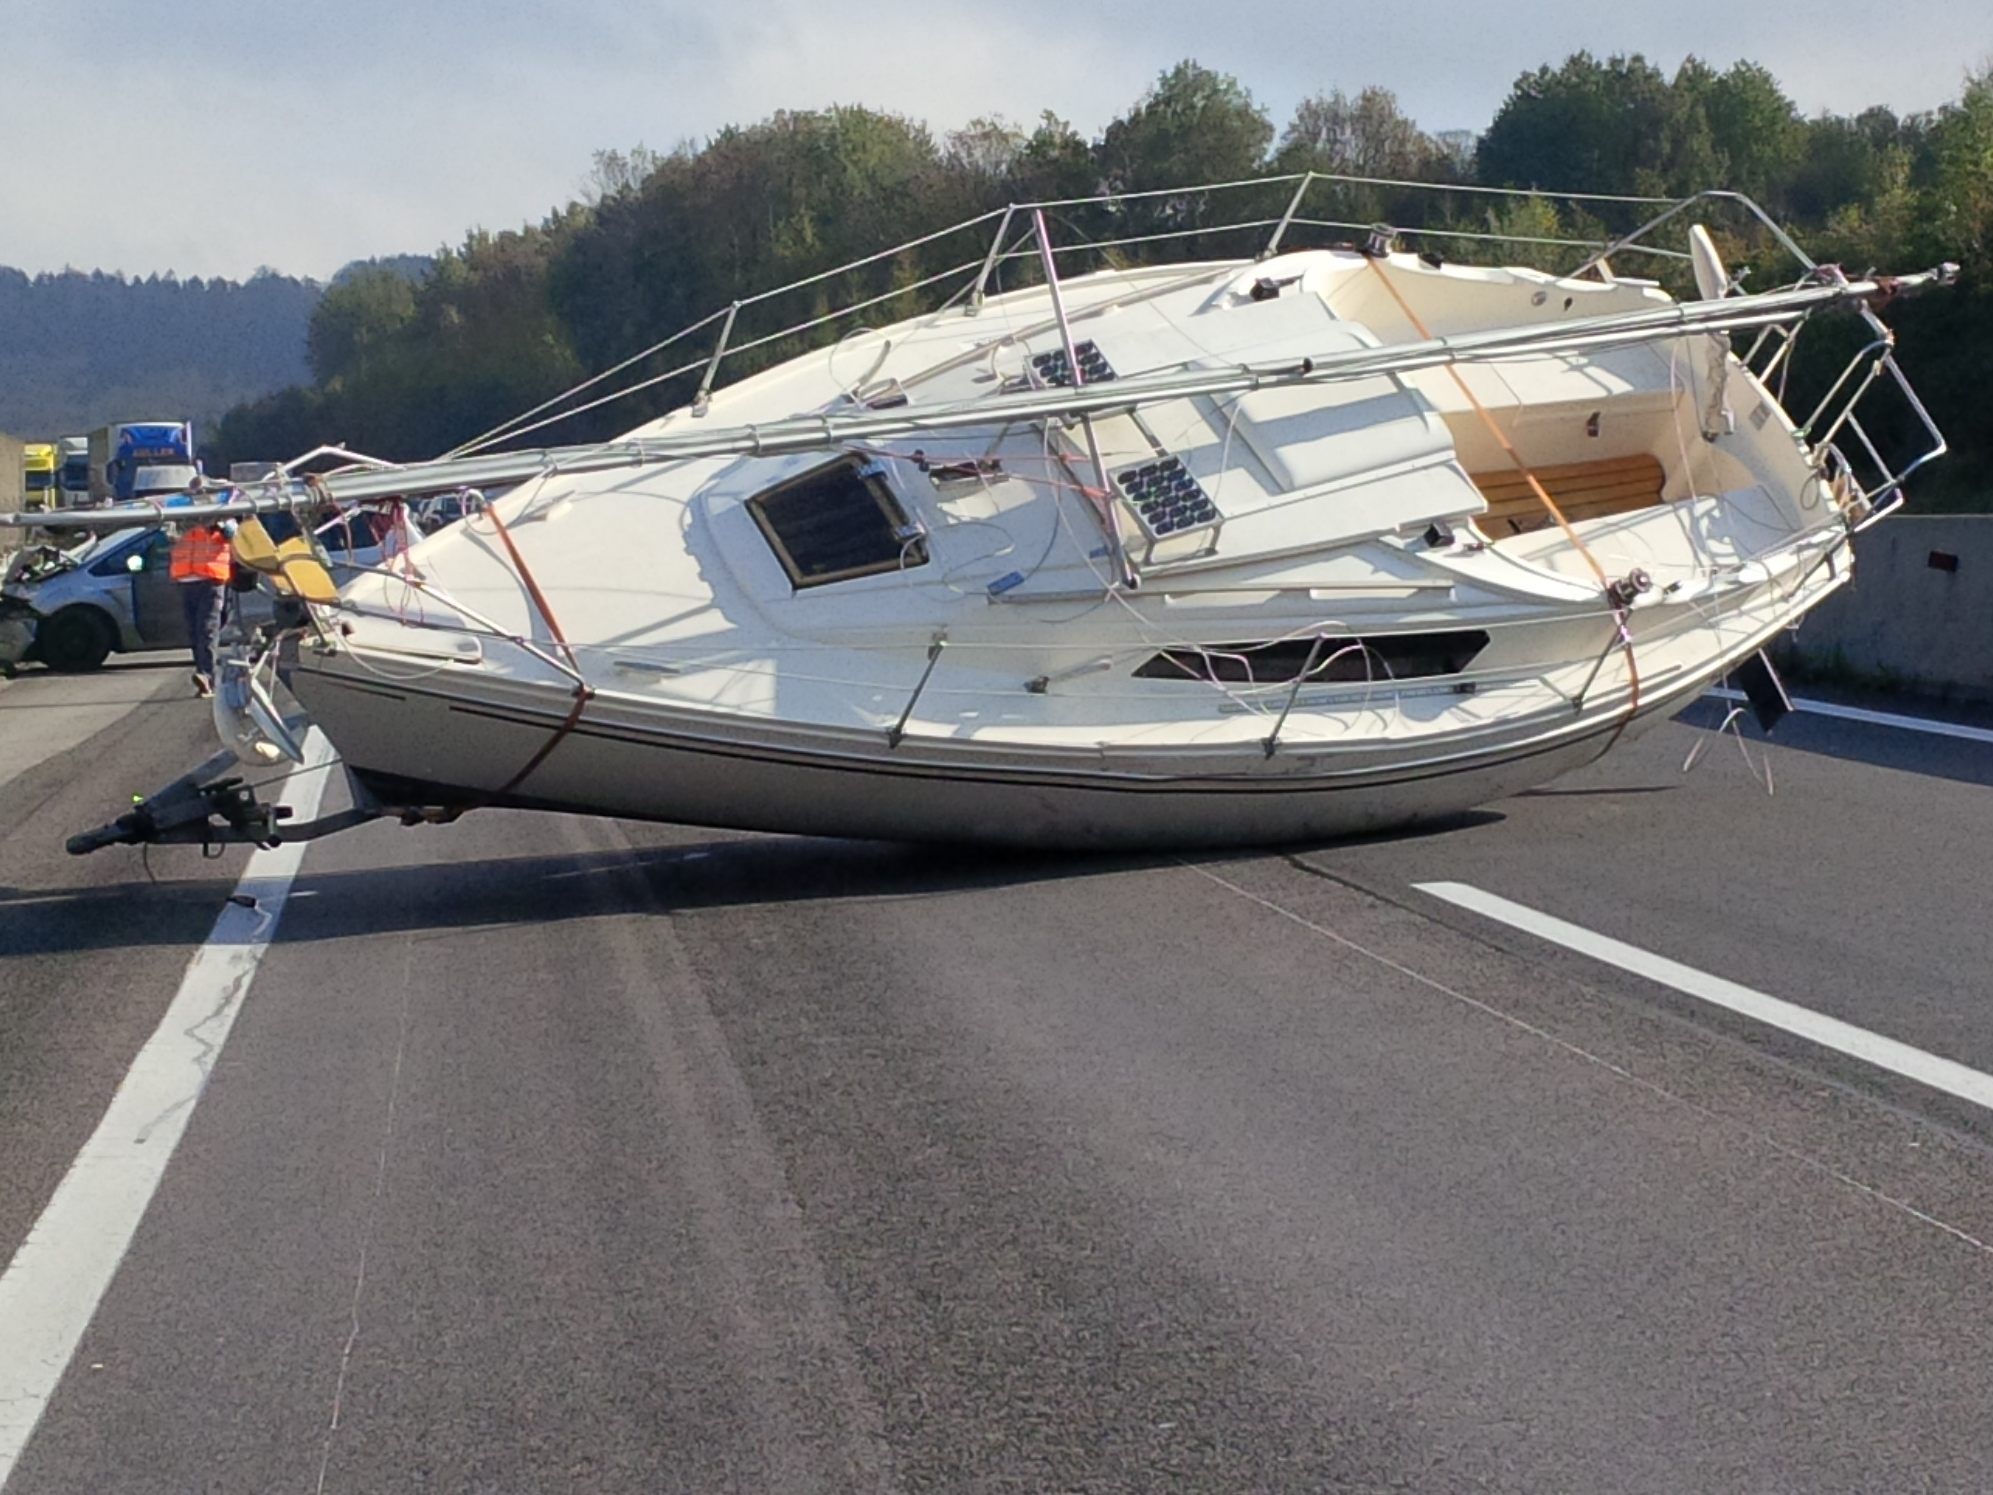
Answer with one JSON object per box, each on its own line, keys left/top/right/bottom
{"left": 169, "top": 525, "right": 232, "bottom": 583}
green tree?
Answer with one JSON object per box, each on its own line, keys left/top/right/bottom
{"left": 1478, "top": 52, "right": 1710, "bottom": 195}
{"left": 1924, "top": 68, "right": 1993, "bottom": 269}
{"left": 1691, "top": 60, "right": 1803, "bottom": 206}
{"left": 1788, "top": 109, "right": 1916, "bottom": 223}
{"left": 945, "top": 117, "right": 1028, "bottom": 187}
{"left": 306, "top": 264, "right": 417, "bottom": 386}
{"left": 1098, "top": 61, "right": 1272, "bottom": 192}
{"left": 1092, "top": 62, "right": 1274, "bottom": 260}
{"left": 1278, "top": 86, "right": 1440, "bottom": 179}
{"left": 1001, "top": 113, "right": 1099, "bottom": 207}
{"left": 583, "top": 144, "right": 666, "bottom": 204}
{"left": 550, "top": 107, "right": 978, "bottom": 431}
{"left": 1275, "top": 87, "right": 1453, "bottom": 234}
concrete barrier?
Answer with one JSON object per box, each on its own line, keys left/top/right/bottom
{"left": 1776, "top": 516, "right": 1993, "bottom": 702}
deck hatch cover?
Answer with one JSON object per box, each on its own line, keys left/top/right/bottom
{"left": 1135, "top": 629, "right": 1489, "bottom": 685}
{"left": 747, "top": 458, "right": 928, "bottom": 589}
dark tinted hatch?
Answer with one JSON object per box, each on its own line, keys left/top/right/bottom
{"left": 1135, "top": 629, "right": 1489, "bottom": 684}
{"left": 748, "top": 458, "right": 928, "bottom": 589}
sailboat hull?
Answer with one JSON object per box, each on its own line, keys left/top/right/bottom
{"left": 289, "top": 636, "right": 1745, "bottom": 851}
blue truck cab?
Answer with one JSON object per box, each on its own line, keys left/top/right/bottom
{"left": 85, "top": 421, "right": 199, "bottom": 504}
{"left": 108, "top": 422, "right": 198, "bottom": 501}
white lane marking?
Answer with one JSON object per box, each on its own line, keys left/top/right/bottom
{"left": 1186, "top": 862, "right": 1993, "bottom": 1256}
{"left": 1706, "top": 686, "right": 1993, "bottom": 746}
{"left": 0, "top": 732, "right": 334, "bottom": 1489}
{"left": 1416, "top": 881, "right": 1993, "bottom": 1115}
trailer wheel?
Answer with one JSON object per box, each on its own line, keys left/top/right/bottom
{"left": 36, "top": 608, "right": 115, "bottom": 672}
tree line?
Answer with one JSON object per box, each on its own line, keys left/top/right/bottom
{"left": 0, "top": 267, "right": 318, "bottom": 438}
{"left": 212, "top": 54, "right": 1993, "bottom": 509}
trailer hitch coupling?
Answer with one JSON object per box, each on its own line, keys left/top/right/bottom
{"left": 65, "top": 748, "right": 381, "bottom": 856}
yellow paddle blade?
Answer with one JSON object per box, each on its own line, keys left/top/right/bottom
{"left": 230, "top": 518, "right": 341, "bottom": 604}
{"left": 229, "top": 517, "right": 282, "bottom": 573}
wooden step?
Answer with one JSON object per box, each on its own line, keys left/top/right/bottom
{"left": 1470, "top": 453, "right": 1667, "bottom": 531}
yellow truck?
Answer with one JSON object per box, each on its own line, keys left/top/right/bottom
{"left": 22, "top": 443, "right": 58, "bottom": 511}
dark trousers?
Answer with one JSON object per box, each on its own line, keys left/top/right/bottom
{"left": 177, "top": 579, "right": 225, "bottom": 679}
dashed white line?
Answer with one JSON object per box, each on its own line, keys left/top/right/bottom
{"left": 0, "top": 732, "right": 334, "bottom": 1489}
{"left": 1416, "top": 880, "right": 1993, "bottom": 1115}
{"left": 1706, "top": 687, "right": 1993, "bottom": 747}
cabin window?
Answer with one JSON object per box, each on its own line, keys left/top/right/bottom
{"left": 1135, "top": 629, "right": 1489, "bottom": 684}
{"left": 747, "top": 458, "right": 928, "bottom": 589}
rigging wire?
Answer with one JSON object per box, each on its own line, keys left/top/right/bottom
{"left": 437, "top": 463, "right": 599, "bottom": 799}
{"left": 442, "top": 303, "right": 728, "bottom": 459}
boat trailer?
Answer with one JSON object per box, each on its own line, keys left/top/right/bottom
{"left": 64, "top": 746, "right": 386, "bottom": 856}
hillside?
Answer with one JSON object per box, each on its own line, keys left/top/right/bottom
{"left": 0, "top": 267, "right": 320, "bottom": 438}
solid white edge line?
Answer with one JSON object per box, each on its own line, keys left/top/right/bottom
{"left": 1705, "top": 686, "right": 1993, "bottom": 746}
{"left": 0, "top": 731, "right": 335, "bottom": 1489}
{"left": 1414, "top": 880, "right": 1993, "bottom": 1116}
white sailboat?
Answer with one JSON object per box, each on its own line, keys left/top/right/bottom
{"left": 21, "top": 176, "right": 1956, "bottom": 853}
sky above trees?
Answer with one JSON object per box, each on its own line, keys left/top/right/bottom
{"left": 3, "top": 0, "right": 1984, "bottom": 281}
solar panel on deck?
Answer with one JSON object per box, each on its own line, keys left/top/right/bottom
{"left": 1114, "top": 455, "right": 1220, "bottom": 538}
{"left": 1030, "top": 340, "right": 1116, "bottom": 388}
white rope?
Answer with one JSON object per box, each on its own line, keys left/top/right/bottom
{"left": 447, "top": 304, "right": 730, "bottom": 459}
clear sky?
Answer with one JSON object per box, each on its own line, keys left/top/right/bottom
{"left": 2, "top": 0, "right": 1983, "bottom": 283}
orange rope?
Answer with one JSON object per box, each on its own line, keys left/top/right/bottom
{"left": 477, "top": 498, "right": 596, "bottom": 797}
{"left": 480, "top": 499, "right": 577, "bottom": 670}
{"left": 1361, "top": 254, "right": 1641, "bottom": 742}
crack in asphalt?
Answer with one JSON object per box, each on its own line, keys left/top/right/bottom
{"left": 314, "top": 936, "right": 415, "bottom": 1495}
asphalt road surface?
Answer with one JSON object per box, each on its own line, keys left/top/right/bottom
{"left": 3, "top": 656, "right": 1992, "bottom": 1492}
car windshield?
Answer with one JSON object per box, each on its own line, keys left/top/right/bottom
{"left": 71, "top": 527, "right": 159, "bottom": 573}
{"left": 73, "top": 527, "right": 149, "bottom": 563}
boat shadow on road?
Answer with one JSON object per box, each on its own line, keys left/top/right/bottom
{"left": 0, "top": 811, "right": 1504, "bottom": 957}
{"left": 1672, "top": 698, "right": 1993, "bottom": 790}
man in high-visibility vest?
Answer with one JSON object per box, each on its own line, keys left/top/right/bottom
{"left": 169, "top": 521, "right": 232, "bottom": 697}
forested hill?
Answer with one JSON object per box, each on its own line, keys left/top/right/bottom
{"left": 0, "top": 268, "right": 320, "bottom": 437}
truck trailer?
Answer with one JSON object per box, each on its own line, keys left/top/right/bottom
{"left": 57, "top": 436, "right": 91, "bottom": 508}
{"left": 85, "top": 421, "right": 197, "bottom": 503}
{"left": 21, "top": 443, "right": 58, "bottom": 510}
